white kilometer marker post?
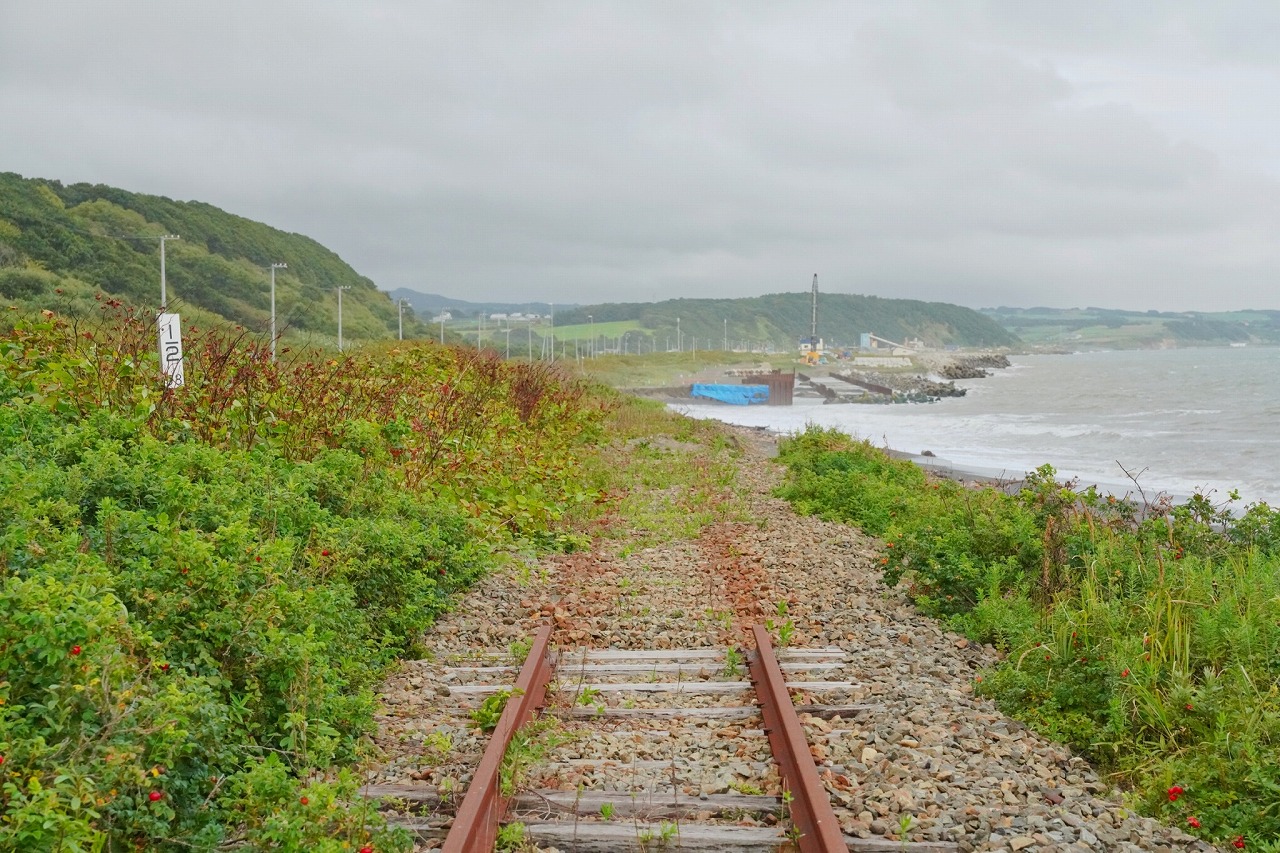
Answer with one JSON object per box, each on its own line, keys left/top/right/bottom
{"left": 158, "top": 312, "right": 185, "bottom": 388}
{"left": 156, "top": 234, "right": 185, "bottom": 388}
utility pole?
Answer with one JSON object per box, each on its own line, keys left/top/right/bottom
{"left": 158, "top": 234, "right": 180, "bottom": 309}
{"left": 269, "top": 263, "right": 287, "bottom": 362}
{"left": 336, "top": 286, "right": 351, "bottom": 352}
{"left": 676, "top": 317, "right": 681, "bottom": 352}
{"left": 724, "top": 318, "right": 728, "bottom": 351}
{"left": 397, "top": 298, "right": 409, "bottom": 340}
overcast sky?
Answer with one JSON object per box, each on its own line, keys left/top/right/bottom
{"left": 3, "top": 2, "right": 1280, "bottom": 311}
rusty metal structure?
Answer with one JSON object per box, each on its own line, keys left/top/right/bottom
{"left": 441, "top": 624, "right": 555, "bottom": 853}
{"left": 762, "top": 370, "right": 796, "bottom": 405}
{"left": 444, "top": 623, "right": 849, "bottom": 851}
{"left": 740, "top": 369, "right": 796, "bottom": 405}
{"left": 748, "top": 624, "right": 848, "bottom": 853}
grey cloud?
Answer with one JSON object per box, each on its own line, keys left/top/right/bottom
{"left": 2, "top": 1, "right": 1279, "bottom": 311}
{"left": 860, "top": 21, "right": 1072, "bottom": 113}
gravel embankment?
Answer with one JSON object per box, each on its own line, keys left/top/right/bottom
{"left": 371, "top": 425, "right": 1220, "bottom": 852}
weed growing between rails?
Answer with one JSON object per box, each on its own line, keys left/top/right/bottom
{"left": 775, "top": 425, "right": 1280, "bottom": 848}
{"left": 0, "top": 310, "right": 608, "bottom": 850}
{"left": 575, "top": 394, "right": 752, "bottom": 546}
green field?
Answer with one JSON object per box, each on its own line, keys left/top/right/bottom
{"left": 572, "top": 350, "right": 781, "bottom": 388}
{"left": 548, "top": 320, "right": 643, "bottom": 340}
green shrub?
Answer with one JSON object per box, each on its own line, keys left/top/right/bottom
{"left": 776, "top": 424, "right": 1280, "bottom": 847}
{"left": 1, "top": 311, "right": 606, "bottom": 848}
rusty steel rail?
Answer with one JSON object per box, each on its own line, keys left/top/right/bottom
{"left": 442, "top": 624, "right": 555, "bottom": 853}
{"left": 748, "top": 623, "right": 848, "bottom": 853}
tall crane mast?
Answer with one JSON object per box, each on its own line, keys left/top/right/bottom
{"left": 810, "top": 273, "right": 818, "bottom": 343}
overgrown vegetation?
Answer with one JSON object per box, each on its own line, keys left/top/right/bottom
{"left": 499, "top": 718, "right": 567, "bottom": 798}
{"left": 776, "top": 426, "right": 1280, "bottom": 848}
{"left": 578, "top": 395, "right": 749, "bottom": 547}
{"left": 0, "top": 171, "right": 422, "bottom": 343}
{"left": 0, "top": 306, "right": 606, "bottom": 850}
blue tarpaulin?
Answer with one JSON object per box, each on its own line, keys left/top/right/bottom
{"left": 690, "top": 383, "right": 770, "bottom": 405}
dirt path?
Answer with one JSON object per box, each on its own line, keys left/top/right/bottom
{"left": 370, "top": 426, "right": 1218, "bottom": 852}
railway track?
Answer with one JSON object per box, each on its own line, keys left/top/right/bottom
{"left": 368, "top": 435, "right": 1221, "bottom": 853}
{"left": 370, "top": 625, "right": 958, "bottom": 852}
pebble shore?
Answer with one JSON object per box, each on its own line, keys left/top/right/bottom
{"left": 371, "top": 425, "right": 1221, "bottom": 852}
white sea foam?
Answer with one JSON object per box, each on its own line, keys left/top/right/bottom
{"left": 676, "top": 347, "right": 1280, "bottom": 507}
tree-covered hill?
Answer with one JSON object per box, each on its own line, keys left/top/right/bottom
{"left": 555, "top": 292, "right": 1020, "bottom": 350}
{"left": 983, "top": 305, "right": 1280, "bottom": 348}
{"left": 2, "top": 172, "right": 1020, "bottom": 352}
{"left": 389, "top": 288, "right": 568, "bottom": 318}
{"left": 0, "top": 172, "right": 422, "bottom": 343}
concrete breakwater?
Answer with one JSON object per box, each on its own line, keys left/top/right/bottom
{"left": 815, "top": 353, "right": 1012, "bottom": 403}
{"left": 631, "top": 352, "right": 1013, "bottom": 406}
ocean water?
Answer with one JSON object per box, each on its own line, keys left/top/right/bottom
{"left": 674, "top": 347, "right": 1280, "bottom": 507}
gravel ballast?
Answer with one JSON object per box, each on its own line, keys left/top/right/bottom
{"left": 371, "top": 425, "right": 1221, "bottom": 852}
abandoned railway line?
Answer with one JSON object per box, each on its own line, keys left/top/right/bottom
{"left": 374, "top": 625, "right": 906, "bottom": 851}
{"left": 367, "top": 427, "right": 1219, "bottom": 852}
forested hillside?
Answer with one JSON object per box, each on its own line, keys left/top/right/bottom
{"left": 389, "top": 288, "right": 564, "bottom": 318}
{"left": 984, "top": 305, "right": 1280, "bottom": 348}
{"left": 556, "top": 292, "right": 1019, "bottom": 350}
{"left": 2, "top": 172, "right": 1019, "bottom": 352}
{"left": 0, "top": 172, "right": 419, "bottom": 343}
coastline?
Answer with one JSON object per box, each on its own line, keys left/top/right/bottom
{"left": 668, "top": 347, "right": 1280, "bottom": 508}
{"left": 637, "top": 346, "right": 1040, "bottom": 496}
{"left": 885, "top": 447, "right": 1028, "bottom": 493}
{"left": 692, "top": 404, "right": 1210, "bottom": 506}
{"left": 657, "top": 349, "right": 1273, "bottom": 506}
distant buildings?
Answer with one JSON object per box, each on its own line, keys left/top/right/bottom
{"left": 486, "top": 312, "right": 549, "bottom": 323}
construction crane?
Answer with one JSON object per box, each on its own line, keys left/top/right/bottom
{"left": 804, "top": 274, "right": 821, "bottom": 364}
{"left": 810, "top": 273, "right": 818, "bottom": 343}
